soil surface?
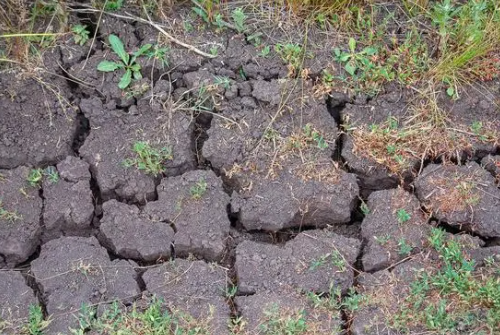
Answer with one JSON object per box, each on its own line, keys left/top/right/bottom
{"left": 1, "top": 2, "right": 499, "bottom": 334}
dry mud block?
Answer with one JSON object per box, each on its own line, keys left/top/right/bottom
{"left": 0, "top": 271, "right": 39, "bottom": 334}
{"left": 236, "top": 290, "right": 343, "bottom": 334}
{"left": 79, "top": 92, "right": 194, "bottom": 203}
{"left": 482, "top": 155, "right": 500, "bottom": 181}
{"left": 42, "top": 156, "right": 94, "bottom": 240}
{"left": 0, "top": 71, "right": 77, "bottom": 169}
{"left": 361, "top": 188, "right": 430, "bottom": 272}
{"left": 144, "top": 170, "right": 230, "bottom": 261}
{"left": 235, "top": 230, "right": 360, "bottom": 295}
{"left": 203, "top": 79, "right": 358, "bottom": 231}
{"left": 143, "top": 259, "right": 230, "bottom": 335}
{"left": 0, "top": 166, "right": 42, "bottom": 266}
{"left": 351, "top": 234, "right": 499, "bottom": 334}
{"left": 415, "top": 162, "right": 500, "bottom": 238}
{"left": 100, "top": 199, "right": 174, "bottom": 261}
{"left": 31, "top": 236, "right": 139, "bottom": 334}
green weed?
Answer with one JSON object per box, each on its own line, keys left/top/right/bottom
{"left": 303, "top": 124, "right": 328, "bottom": 150}
{"left": 0, "top": 200, "right": 22, "bottom": 222}
{"left": 24, "top": 305, "right": 49, "bottom": 335}
{"left": 398, "top": 238, "right": 413, "bottom": 256}
{"left": 27, "top": 168, "right": 43, "bottom": 187}
{"left": 396, "top": 208, "right": 411, "bottom": 224}
{"left": 71, "top": 297, "right": 212, "bottom": 334}
{"left": 147, "top": 44, "right": 169, "bottom": 68}
{"left": 97, "top": 34, "right": 152, "bottom": 89}
{"left": 275, "top": 43, "right": 305, "bottom": 73}
{"left": 259, "top": 304, "right": 307, "bottom": 335}
{"left": 190, "top": 178, "right": 208, "bottom": 200}
{"left": 123, "top": 141, "right": 173, "bottom": 176}
{"left": 71, "top": 24, "right": 89, "bottom": 46}
{"left": 44, "top": 166, "right": 59, "bottom": 184}
{"left": 231, "top": 8, "right": 248, "bottom": 34}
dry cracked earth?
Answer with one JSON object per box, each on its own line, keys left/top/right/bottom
{"left": 1, "top": 4, "right": 500, "bottom": 335}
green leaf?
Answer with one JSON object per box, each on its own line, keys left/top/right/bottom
{"left": 133, "top": 44, "right": 152, "bottom": 58}
{"left": 109, "top": 34, "right": 129, "bottom": 65}
{"left": 348, "top": 37, "right": 356, "bottom": 53}
{"left": 339, "top": 53, "right": 351, "bottom": 62}
{"left": 363, "top": 47, "right": 377, "bottom": 56}
{"left": 333, "top": 47, "right": 341, "bottom": 57}
{"left": 133, "top": 71, "right": 142, "bottom": 80}
{"left": 345, "top": 62, "right": 357, "bottom": 76}
{"left": 446, "top": 86, "right": 454, "bottom": 97}
{"left": 118, "top": 69, "right": 132, "bottom": 89}
{"left": 97, "top": 60, "right": 122, "bottom": 72}
{"left": 130, "top": 64, "right": 141, "bottom": 72}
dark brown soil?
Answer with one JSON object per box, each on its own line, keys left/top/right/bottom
{"left": 0, "top": 2, "right": 499, "bottom": 333}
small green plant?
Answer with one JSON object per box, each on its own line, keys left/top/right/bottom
{"left": 23, "top": 304, "right": 49, "bottom": 335}
{"left": 309, "top": 250, "right": 346, "bottom": 272}
{"left": 213, "top": 75, "right": 230, "bottom": 89}
{"left": 27, "top": 168, "right": 43, "bottom": 187}
{"left": 260, "top": 304, "right": 307, "bottom": 334}
{"left": 374, "top": 234, "right": 391, "bottom": 245}
{"left": 97, "top": 34, "right": 152, "bottom": 89}
{"left": 44, "top": 166, "right": 59, "bottom": 184}
{"left": 147, "top": 45, "right": 169, "bottom": 68}
{"left": 303, "top": 123, "right": 328, "bottom": 149}
{"left": 258, "top": 45, "right": 271, "bottom": 58}
{"left": 275, "top": 43, "right": 304, "bottom": 72}
{"left": 210, "top": 46, "right": 219, "bottom": 56}
{"left": 231, "top": 7, "right": 247, "bottom": 34}
{"left": 0, "top": 200, "right": 22, "bottom": 222}
{"left": 190, "top": 178, "right": 208, "bottom": 200}
{"left": 123, "top": 141, "right": 173, "bottom": 176}
{"left": 104, "top": 0, "right": 124, "bottom": 10}
{"left": 72, "top": 24, "right": 90, "bottom": 46}
{"left": 191, "top": 0, "right": 220, "bottom": 24}
{"left": 396, "top": 208, "right": 411, "bottom": 223}
{"left": 225, "top": 285, "right": 238, "bottom": 298}
{"left": 360, "top": 200, "right": 370, "bottom": 215}
{"left": 398, "top": 238, "right": 413, "bottom": 256}
{"left": 342, "top": 288, "right": 366, "bottom": 312}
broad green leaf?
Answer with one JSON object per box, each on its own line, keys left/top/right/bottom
{"left": 130, "top": 64, "right": 141, "bottom": 72}
{"left": 363, "top": 47, "right": 377, "bottom": 56}
{"left": 348, "top": 37, "right": 356, "bottom": 53}
{"left": 133, "top": 44, "right": 152, "bottom": 58}
{"left": 333, "top": 47, "right": 341, "bottom": 57}
{"left": 339, "top": 53, "right": 351, "bottom": 62}
{"left": 446, "top": 86, "right": 455, "bottom": 97}
{"left": 133, "top": 70, "right": 142, "bottom": 80}
{"left": 97, "top": 60, "right": 122, "bottom": 72}
{"left": 118, "top": 69, "right": 132, "bottom": 89}
{"left": 109, "top": 34, "right": 129, "bottom": 65}
{"left": 345, "top": 62, "right": 357, "bottom": 76}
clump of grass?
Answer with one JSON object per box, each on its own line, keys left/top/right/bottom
{"left": 345, "top": 98, "right": 499, "bottom": 175}
{"left": 70, "top": 297, "right": 214, "bottom": 334}
{"left": 392, "top": 228, "right": 500, "bottom": 333}
{"left": 26, "top": 167, "right": 59, "bottom": 187}
{"left": 428, "top": 0, "right": 500, "bottom": 97}
{"left": 0, "top": 200, "right": 22, "bottom": 222}
{"left": 123, "top": 141, "right": 173, "bottom": 176}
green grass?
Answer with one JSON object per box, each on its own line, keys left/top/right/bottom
{"left": 190, "top": 177, "right": 208, "bottom": 200}
{"left": 392, "top": 228, "right": 500, "bottom": 333}
{"left": 123, "top": 141, "right": 173, "bottom": 176}
{"left": 0, "top": 200, "right": 22, "bottom": 222}
{"left": 0, "top": 304, "right": 49, "bottom": 335}
{"left": 70, "top": 297, "right": 213, "bottom": 335}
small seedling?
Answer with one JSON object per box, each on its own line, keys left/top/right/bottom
{"left": 397, "top": 208, "right": 411, "bottom": 223}
{"left": 342, "top": 288, "right": 366, "bottom": 312}
{"left": 123, "top": 141, "right": 173, "bottom": 176}
{"left": 398, "top": 238, "right": 413, "bottom": 256}
{"left": 360, "top": 201, "right": 370, "bottom": 215}
{"left": 225, "top": 285, "right": 238, "bottom": 298}
{"left": 303, "top": 124, "right": 329, "bottom": 149}
{"left": 260, "top": 305, "right": 307, "bottom": 334}
{"left": 258, "top": 45, "right": 271, "bottom": 57}
{"left": 104, "top": 0, "right": 124, "bottom": 10}
{"left": 147, "top": 45, "right": 169, "bottom": 68}
{"left": 213, "top": 75, "right": 230, "bottom": 89}
{"left": 22, "top": 304, "right": 49, "bottom": 335}
{"left": 27, "top": 168, "right": 43, "bottom": 187}
{"left": 190, "top": 178, "right": 208, "bottom": 200}
{"left": 375, "top": 234, "right": 391, "bottom": 245}
{"left": 44, "top": 166, "right": 59, "bottom": 184}
{"left": 275, "top": 43, "right": 304, "bottom": 71}
{"left": 231, "top": 7, "right": 247, "bottom": 34}
{"left": 72, "top": 24, "right": 90, "bottom": 46}
{"left": 247, "top": 32, "right": 263, "bottom": 46}
{"left": 0, "top": 201, "right": 22, "bottom": 222}
{"left": 97, "top": 34, "right": 152, "bottom": 89}
{"left": 210, "top": 46, "right": 219, "bottom": 56}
